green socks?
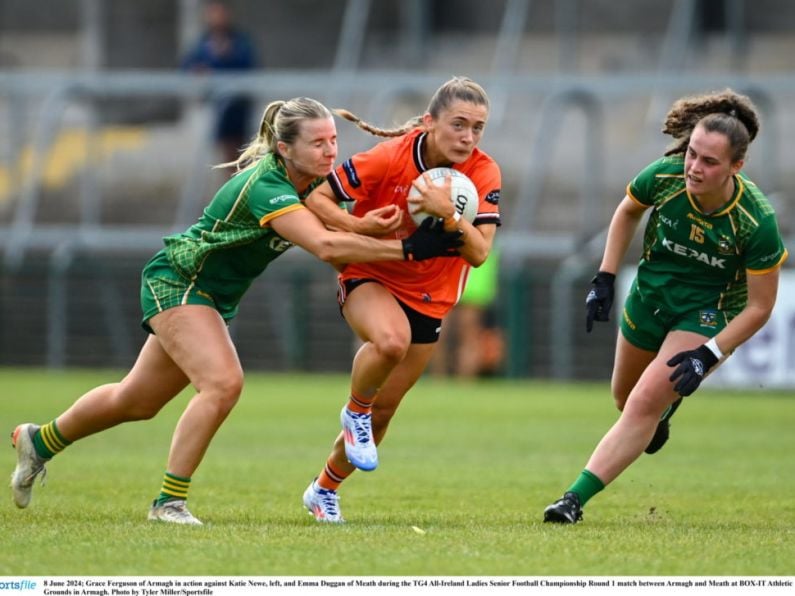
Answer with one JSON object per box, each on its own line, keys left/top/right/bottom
{"left": 155, "top": 472, "right": 192, "bottom": 506}
{"left": 567, "top": 469, "right": 605, "bottom": 506}
{"left": 31, "top": 422, "right": 194, "bottom": 509}
{"left": 33, "top": 420, "right": 72, "bottom": 459}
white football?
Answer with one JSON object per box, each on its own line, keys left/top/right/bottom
{"left": 408, "top": 167, "right": 479, "bottom": 226}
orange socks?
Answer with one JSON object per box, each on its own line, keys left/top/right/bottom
{"left": 317, "top": 459, "right": 352, "bottom": 491}
{"left": 346, "top": 390, "right": 376, "bottom": 414}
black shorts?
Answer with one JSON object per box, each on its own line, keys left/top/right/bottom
{"left": 338, "top": 278, "right": 442, "bottom": 344}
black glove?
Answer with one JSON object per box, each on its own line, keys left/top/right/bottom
{"left": 585, "top": 271, "right": 616, "bottom": 332}
{"left": 402, "top": 217, "right": 463, "bottom": 261}
{"left": 667, "top": 345, "right": 719, "bottom": 397}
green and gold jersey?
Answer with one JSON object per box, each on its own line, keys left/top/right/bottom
{"left": 626, "top": 155, "right": 788, "bottom": 317}
{"left": 160, "top": 153, "right": 323, "bottom": 307}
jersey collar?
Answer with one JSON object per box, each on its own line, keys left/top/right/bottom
{"left": 412, "top": 131, "right": 429, "bottom": 173}
{"left": 686, "top": 174, "right": 744, "bottom": 217}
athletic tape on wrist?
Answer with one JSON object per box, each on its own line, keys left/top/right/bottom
{"left": 445, "top": 211, "right": 462, "bottom": 227}
{"left": 705, "top": 337, "right": 724, "bottom": 360}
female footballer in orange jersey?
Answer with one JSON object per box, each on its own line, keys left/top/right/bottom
{"left": 301, "top": 76, "right": 502, "bottom": 522}
{"left": 9, "top": 97, "right": 463, "bottom": 526}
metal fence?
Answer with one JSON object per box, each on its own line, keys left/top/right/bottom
{"left": 1, "top": 70, "right": 794, "bottom": 377}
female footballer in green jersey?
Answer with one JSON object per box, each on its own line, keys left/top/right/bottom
{"left": 544, "top": 89, "right": 788, "bottom": 524}
{"left": 10, "top": 97, "right": 461, "bottom": 525}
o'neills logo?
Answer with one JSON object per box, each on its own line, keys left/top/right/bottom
{"left": 269, "top": 194, "right": 297, "bottom": 204}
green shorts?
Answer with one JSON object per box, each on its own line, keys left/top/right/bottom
{"left": 140, "top": 251, "right": 234, "bottom": 333}
{"left": 619, "top": 286, "right": 731, "bottom": 351}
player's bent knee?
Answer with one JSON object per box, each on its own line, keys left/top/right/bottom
{"left": 373, "top": 334, "right": 411, "bottom": 364}
{"left": 611, "top": 381, "right": 633, "bottom": 411}
{"left": 612, "top": 393, "right": 629, "bottom": 412}
{"left": 622, "top": 391, "right": 665, "bottom": 422}
{"left": 201, "top": 373, "right": 244, "bottom": 413}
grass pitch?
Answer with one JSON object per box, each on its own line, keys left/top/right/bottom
{"left": 1, "top": 368, "right": 793, "bottom": 576}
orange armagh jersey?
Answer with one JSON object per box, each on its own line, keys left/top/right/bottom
{"left": 327, "top": 128, "right": 502, "bottom": 318}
